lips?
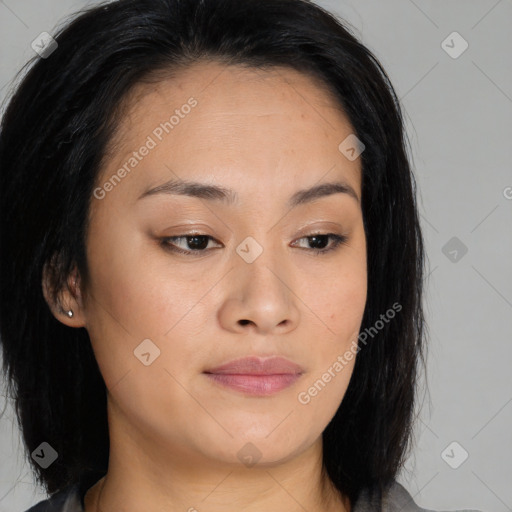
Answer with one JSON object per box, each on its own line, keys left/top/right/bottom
{"left": 203, "top": 356, "right": 304, "bottom": 396}
{"left": 204, "top": 355, "right": 304, "bottom": 375}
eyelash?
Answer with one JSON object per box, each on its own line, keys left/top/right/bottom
{"left": 159, "top": 232, "right": 348, "bottom": 257}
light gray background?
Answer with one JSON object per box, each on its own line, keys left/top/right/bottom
{"left": 1, "top": 0, "right": 511, "bottom": 511}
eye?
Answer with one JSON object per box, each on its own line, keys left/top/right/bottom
{"left": 159, "top": 232, "right": 348, "bottom": 257}
{"left": 291, "top": 233, "right": 348, "bottom": 255}
{"left": 160, "top": 234, "right": 222, "bottom": 256}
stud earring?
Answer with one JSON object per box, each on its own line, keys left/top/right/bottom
{"left": 66, "top": 309, "right": 74, "bottom": 318}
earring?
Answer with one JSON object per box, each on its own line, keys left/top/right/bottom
{"left": 66, "top": 309, "right": 74, "bottom": 318}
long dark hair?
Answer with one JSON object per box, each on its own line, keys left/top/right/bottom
{"left": 0, "top": 0, "right": 428, "bottom": 507}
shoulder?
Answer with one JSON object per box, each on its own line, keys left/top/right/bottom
{"left": 384, "top": 481, "right": 485, "bottom": 512}
{"left": 353, "top": 480, "right": 485, "bottom": 512}
{"left": 22, "top": 484, "right": 83, "bottom": 512}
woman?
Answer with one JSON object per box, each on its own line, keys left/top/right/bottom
{"left": 0, "top": 0, "right": 482, "bottom": 511}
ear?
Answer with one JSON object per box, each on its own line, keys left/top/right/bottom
{"left": 41, "top": 262, "right": 86, "bottom": 328}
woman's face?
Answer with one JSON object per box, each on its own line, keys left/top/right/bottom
{"left": 76, "top": 62, "right": 367, "bottom": 469}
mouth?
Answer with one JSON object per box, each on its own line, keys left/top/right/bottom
{"left": 203, "top": 355, "right": 304, "bottom": 396}
{"left": 204, "top": 373, "right": 302, "bottom": 396}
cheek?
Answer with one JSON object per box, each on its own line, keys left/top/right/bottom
{"left": 294, "top": 336, "right": 357, "bottom": 441}
{"left": 298, "top": 220, "right": 367, "bottom": 331}
{"left": 300, "top": 252, "right": 367, "bottom": 404}
{"left": 307, "top": 256, "right": 367, "bottom": 341}
{"left": 85, "top": 217, "right": 190, "bottom": 335}
{"left": 83, "top": 224, "right": 194, "bottom": 385}
{"left": 295, "top": 277, "right": 365, "bottom": 424}
{"left": 330, "top": 280, "right": 367, "bottom": 341}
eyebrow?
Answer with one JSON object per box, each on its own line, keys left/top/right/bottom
{"left": 137, "top": 178, "right": 359, "bottom": 207}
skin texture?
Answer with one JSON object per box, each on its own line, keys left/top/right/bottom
{"left": 44, "top": 61, "right": 367, "bottom": 512}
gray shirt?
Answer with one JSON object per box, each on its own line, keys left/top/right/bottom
{"left": 24, "top": 480, "right": 484, "bottom": 512}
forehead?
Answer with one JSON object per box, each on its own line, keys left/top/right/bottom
{"left": 96, "top": 61, "right": 362, "bottom": 206}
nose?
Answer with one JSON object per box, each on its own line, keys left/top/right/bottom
{"left": 217, "top": 249, "right": 301, "bottom": 335}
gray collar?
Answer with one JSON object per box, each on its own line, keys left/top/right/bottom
{"left": 26, "top": 479, "right": 483, "bottom": 512}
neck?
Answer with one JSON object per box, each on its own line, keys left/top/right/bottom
{"left": 83, "top": 397, "right": 351, "bottom": 512}
{"left": 84, "top": 434, "right": 350, "bottom": 511}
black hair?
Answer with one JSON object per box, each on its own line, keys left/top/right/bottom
{"left": 0, "top": 0, "right": 428, "bottom": 508}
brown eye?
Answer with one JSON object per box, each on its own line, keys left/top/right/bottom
{"left": 291, "top": 233, "right": 348, "bottom": 255}
{"left": 160, "top": 232, "right": 348, "bottom": 257}
{"left": 160, "top": 234, "right": 222, "bottom": 256}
